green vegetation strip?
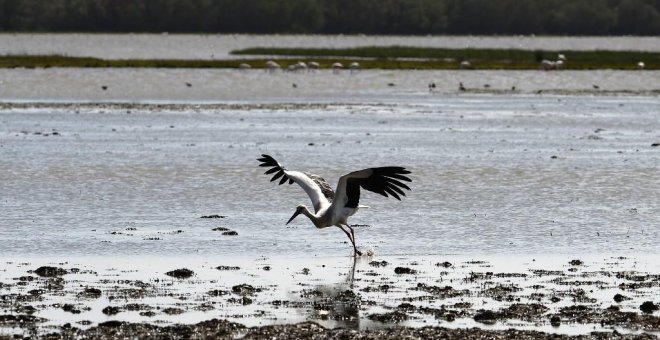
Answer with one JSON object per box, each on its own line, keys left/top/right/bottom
{"left": 1, "top": 46, "right": 658, "bottom": 70}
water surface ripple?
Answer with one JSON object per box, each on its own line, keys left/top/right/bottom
{"left": 1, "top": 95, "right": 658, "bottom": 258}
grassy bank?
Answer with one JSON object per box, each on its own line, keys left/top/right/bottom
{"left": 1, "top": 46, "right": 658, "bottom": 69}
{"left": 0, "top": 55, "right": 248, "bottom": 69}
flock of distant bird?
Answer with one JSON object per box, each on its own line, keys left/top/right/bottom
{"left": 239, "top": 60, "right": 361, "bottom": 74}
{"left": 97, "top": 54, "right": 646, "bottom": 93}
{"left": 236, "top": 54, "right": 646, "bottom": 73}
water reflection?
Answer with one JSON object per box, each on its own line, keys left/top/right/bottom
{"left": 291, "top": 256, "right": 363, "bottom": 330}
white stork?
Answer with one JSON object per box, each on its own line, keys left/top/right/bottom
{"left": 331, "top": 62, "right": 343, "bottom": 74}
{"left": 257, "top": 154, "right": 412, "bottom": 256}
{"left": 349, "top": 62, "right": 360, "bottom": 73}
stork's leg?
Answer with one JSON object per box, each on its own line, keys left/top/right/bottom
{"left": 337, "top": 225, "right": 362, "bottom": 256}
{"left": 346, "top": 224, "right": 363, "bottom": 256}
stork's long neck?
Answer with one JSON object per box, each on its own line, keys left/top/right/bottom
{"left": 300, "top": 206, "right": 325, "bottom": 228}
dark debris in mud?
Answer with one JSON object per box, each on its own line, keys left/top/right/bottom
{"left": 369, "top": 260, "right": 389, "bottom": 267}
{"left": 40, "top": 318, "right": 245, "bottom": 340}
{"left": 0, "top": 314, "right": 46, "bottom": 326}
{"left": 165, "top": 268, "right": 195, "bottom": 279}
{"left": 394, "top": 267, "right": 416, "bottom": 275}
{"left": 367, "top": 310, "right": 408, "bottom": 323}
{"left": 640, "top": 301, "right": 659, "bottom": 314}
{"left": 200, "top": 215, "right": 226, "bottom": 219}
{"left": 413, "top": 283, "right": 466, "bottom": 298}
{"left": 27, "top": 318, "right": 658, "bottom": 340}
{"left": 33, "top": 266, "right": 68, "bottom": 277}
{"left": 232, "top": 284, "right": 261, "bottom": 296}
{"left": 558, "top": 304, "right": 660, "bottom": 331}
{"left": 3, "top": 256, "right": 660, "bottom": 339}
{"left": 77, "top": 287, "right": 102, "bottom": 299}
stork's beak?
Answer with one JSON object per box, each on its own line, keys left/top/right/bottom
{"left": 286, "top": 209, "right": 302, "bottom": 225}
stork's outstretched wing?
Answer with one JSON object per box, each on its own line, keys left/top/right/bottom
{"left": 257, "top": 154, "right": 333, "bottom": 212}
{"left": 334, "top": 167, "right": 412, "bottom": 208}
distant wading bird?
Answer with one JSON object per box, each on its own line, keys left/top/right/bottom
{"left": 257, "top": 154, "right": 412, "bottom": 256}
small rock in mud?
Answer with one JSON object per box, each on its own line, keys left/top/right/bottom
{"left": 436, "top": 261, "right": 453, "bottom": 268}
{"left": 550, "top": 315, "right": 561, "bottom": 326}
{"left": 201, "top": 214, "right": 226, "bottom": 218}
{"left": 232, "top": 284, "right": 260, "bottom": 296}
{"left": 614, "top": 293, "right": 631, "bottom": 303}
{"left": 640, "top": 301, "right": 659, "bottom": 314}
{"left": 34, "top": 266, "right": 68, "bottom": 277}
{"left": 228, "top": 296, "right": 253, "bottom": 305}
{"left": 367, "top": 310, "right": 408, "bottom": 323}
{"left": 394, "top": 267, "right": 416, "bottom": 274}
{"left": 98, "top": 320, "right": 123, "bottom": 328}
{"left": 165, "top": 268, "right": 195, "bottom": 279}
{"left": 79, "top": 287, "right": 102, "bottom": 299}
{"left": 369, "top": 260, "right": 389, "bottom": 267}
{"left": 212, "top": 227, "right": 230, "bottom": 232}
{"left": 102, "top": 306, "right": 120, "bottom": 315}
{"left": 61, "top": 304, "right": 82, "bottom": 314}
{"left": 222, "top": 231, "right": 238, "bottom": 236}
{"left": 123, "top": 304, "right": 153, "bottom": 311}
{"left": 28, "top": 289, "right": 45, "bottom": 296}
{"left": 474, "top": 310, "right": 499, "bottom": 324}
{"left": 651, "top": 142, "right": 659, "bottom": 147}
{"left": 569, "top": 259, "right": 583, "bottom": 266}
{"left": 195, "top": 303, "right": 215, "bottom": 312}
{"left": 216, "top": 265, "right": 240, "bottom": 271}
{"left": 162, "top": 307, "right": 185, "bottom": 315}
{"left": 208, "top": 289, "right": 230, "bottom": 297}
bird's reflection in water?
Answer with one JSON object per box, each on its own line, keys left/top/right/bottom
{"left": 290, "top": 256, "right": 368, "bottom": 330}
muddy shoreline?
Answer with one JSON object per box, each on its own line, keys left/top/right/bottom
{"left": 1, "top": 256, "right": 658, "bottom": 339}
{"left": 13, "top": 319, "right": 658, "bottom": 340}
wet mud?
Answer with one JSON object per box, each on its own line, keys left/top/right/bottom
{"left": 1, "top": 257, "right": 659, "bottom": 339}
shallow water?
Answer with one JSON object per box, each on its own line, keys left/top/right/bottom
{"left": 1, "top": 94, "right": 658, "bottom": 258}
{"left": 2, "top": 34, "right": 660, "bottom": 60}
{"left": 0, "top": 68, "right": 658, "bottom": 103}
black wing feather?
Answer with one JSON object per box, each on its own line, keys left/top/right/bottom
{"left": 264, "top": 167, "right": 280, "bottom": 175}
{"left": 345, "top": 167, "right": 412, "bottom": 208}
{"left": 257, "top": 154, "right": 294, "bottom": 186}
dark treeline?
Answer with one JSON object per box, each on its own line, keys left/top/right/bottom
{"left": 1, "top": 0, "right": 659, "bottom": 35}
